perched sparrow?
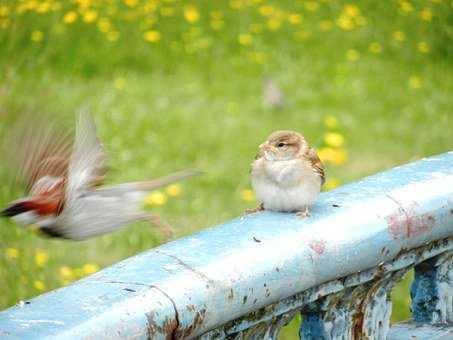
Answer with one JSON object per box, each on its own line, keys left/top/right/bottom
{"left": 263, "top": 76, "right": 285, "bottom": 110}
{"left": 1, "top": 113, "right": 199, "bottom": 240}
{"left": 249, "top": 130, "right": 325, "bottom": 217}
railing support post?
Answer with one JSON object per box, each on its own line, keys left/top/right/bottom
{"left": 299, "top": 270, "right": 407, "bottom": 340}
{"left": 411, "top": 251, "right": 453, "bottom": 324}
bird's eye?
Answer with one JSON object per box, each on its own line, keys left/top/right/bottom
{"left": 277, "top": 142, "right": 285, "bottom": 148}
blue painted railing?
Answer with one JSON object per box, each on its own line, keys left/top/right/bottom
{"left": 0, "top": 153, "right": 452, "bottom": 339}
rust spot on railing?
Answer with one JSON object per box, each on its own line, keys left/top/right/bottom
{"left": 309, "top": 239, "right": 326, "bottom": 255}
{"left": 386, "top": 203, "right": 435, "bottom": 240}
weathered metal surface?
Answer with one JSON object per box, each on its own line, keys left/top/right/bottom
{"left": 0, "top": 152, "right": 452, "bottom": 339}
{"left": 411, "top": 251, "right": 453, "bottom": 324}
{"left": 387, "top": 321, "right": 453, "bottom": 340}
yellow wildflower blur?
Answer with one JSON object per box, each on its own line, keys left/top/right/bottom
{"left": 5, "top": 247, "right": 19, "bottom": 259}
{"left": 144, "top": 30, "right": 161, "bottom": 42}
{"left": 114, "top": 77, "right": 126, "bottom": 90}
{"left": 393, "top": 31, "right": 406, "bottom": 42}
{"left": 35, "top": 250, "right": 49, "bottom": 267}
{"left": 304, "top": 1, "right": 319, "bottom": 12}
{"left": 259, "top": 5, "right": 274, "bottom": 17}
{"left": 409, "top": 76, "right": 422, "bottom": 89}
{"left": 325, "top": 178, "right": 341, "bottom": 191}
{"left": 145, "top": 191, "right": 167, "bottom": 206}
{"left": 324, "top": 115, "right": 338, "bottom": 129}
{"left": 82, "top": 10, "right": 98, "bottom": 23}
{"left": 418, "top": 42, "right": 430, "bottom": 53}
{"left": 241, "top": 189, "right": 255, "bottom": 202}
{"left": 34, "top": 280, "right": 45, "bottom": 291}
{"left": 318, "top": 20, "right": 333, "bottom": 32}
{"left": 184, "top": 6, "right": 200, "bottom": 24}
{"left": 318, "top": 147, "right": 347, "bottom": 165}
{"left": 59, "top": 266, "right": 74, "bottom": 279}
{"left": 288, "top": 14, "right": 303, "bottom": 25}
{"left": 420, "top": 8, "right": 433, "bottom": 21}
{"left": 83, "top": 263, "right": 99, "bottom": 275}
{"left": 324, "top": 132, "right": 345, "bottom": 148}
{"left": 399, "top": 1, "right": 414, "bottom": 13}
{"left": 31, "top": 30, "right": 43, "bottom": 42}
{"left": 63, "top": 11, "right": 78, "bottom": 24}
{"left": 346, "top": 49, "right": 360, "bottom": 61}
{"left": 165, "top": 184, "right": 182, "bottom": 197}
{"left": 238, "top": 33, "right": 253, "bottom": 46}
{"left": 369, "top": 42, "right": 382, "bottom": 54}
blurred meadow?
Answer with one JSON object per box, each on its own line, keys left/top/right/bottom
{"left": 0, "top": 0, "right": 452, "bottom": 338}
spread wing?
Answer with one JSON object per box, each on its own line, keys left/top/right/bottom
{"left": 66, "top": 112, "right": 106, "bottom": 199}
{"left": 3, "top": 115, "right": 73, "bottom": 191}
{"left": 307, "top": 147, "right": 325, "bottom": 185}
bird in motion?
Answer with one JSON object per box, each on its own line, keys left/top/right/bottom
{"left": 249, "top": 130, "right": 325, "bottom": 217}
{"left": 1, "top": 113, "right": 198, "bottom": 240}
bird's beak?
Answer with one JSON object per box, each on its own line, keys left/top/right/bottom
{"left": 259, "top": 141, "right": 269, "bottom": 149}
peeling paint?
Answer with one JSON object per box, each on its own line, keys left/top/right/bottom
{"left": 309, "top": 240, "right": 327, "bottom": 255}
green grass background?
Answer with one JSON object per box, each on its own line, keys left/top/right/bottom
{"left": 0, "top": 0, "right": 452, "bottom": 338}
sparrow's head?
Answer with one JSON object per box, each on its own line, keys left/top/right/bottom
{"left": 258, "top": 130, "right": 308, "bottom": 161}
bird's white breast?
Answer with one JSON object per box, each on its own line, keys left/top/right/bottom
{"left": 251, "top": 158, "right": 321, "bottom": 212}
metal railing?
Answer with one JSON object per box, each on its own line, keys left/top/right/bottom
{"left": 0, "top": 152, "right": 452, "bottom": 339}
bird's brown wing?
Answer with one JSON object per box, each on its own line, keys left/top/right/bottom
{"left": 307, "top": 147, "right": 326, "bottom": 185}
{"left": 4, "top": 115, "right": 73, "bottom": 191}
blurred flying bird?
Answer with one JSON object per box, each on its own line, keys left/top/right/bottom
{"left": 248, "top": 130, "right": 325, "bottom": 217}
{"left": 263, "top": 76, "right": 285, "bottom": 110}
{"left": 1, "top": 113, "right": 199, "bottom": 240}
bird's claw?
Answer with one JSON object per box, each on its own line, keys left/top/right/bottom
{"left": 296, "top": 208, "right": 310, "bottom": 218}
{"left": 245, "top": 203, "right": 265, "bottom": 215}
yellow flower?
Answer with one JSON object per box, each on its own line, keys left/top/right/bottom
{"left": 83, "top": 263, "right": 99, "bottom": 275}
{"left": 184, "top": 6, "right": 200, "bottom": 23}
{"left": 238, "top": 33, "right": 253, "bottom": 46}
{"left": 165, "top": 184, "right": 181, "bottom": 197}
{"left": 343, "top": 4, "right": 360, "bottom": 17}
{"left": 325, "top": 178, "right": 341, "bottom": 190}
{"left": 59, "top": 266, "right": 74, "bottom": 279}
{"left": 241, "top": 189, "right": 255, "bottom": 202}
{"left": 318, "top": 20, "right": 333, "bottom": 32}
{"left": 97, "top": 18, "right": 111, "bottom": 33}
{"left": 418, "top": 41, "right": 430, "bottom": 53}
{"left": 318, "top": 147, "right": 347, "bottom": 165}
{"left": 288, "top": 13, "right": 303, "bottom": 25}
{"left": 267, "top": 18, "right": 281, "bottom": 31}
{"left": 5, "top": 248, "right": 19, "bottom": 259}
{"left": 31, "top": 30, "right": 43, "bottom": 43}
{"left": 346, "top": 49, "right": 360, "bottom": 61}
{"left": 324, "top": 132, "right": 345, "bottom": 148}
{"left": 369, "top": 42, "right": 382, "bottom": 54}
{"left": 35, "top": 250, "right": 49, "bottom": 267}
{"left": 409, "top": 76, "right": 422, "bottom": 89}
{"left": 393, "top": 31, "right": 406, "bottom": 42}
{"left": 124, "top": 0, "right": 138, "bottom": 7}
{"left": 305, "top": 1, "right": 319, "bottom": 11}
{"left": 114, "top": 77, "right": 126, "bottom": 90}
{"left": 336, "top": 16, "right": 354, "bottom": 31}
{"left": 0, "top": 5, "right": 9, "bottom": 17}
{"left": 259, "top": 5, "right": 274, "bottom": 16}
{"left": 143, "top": 30, "right": 161, "bottom": 42}
{"left": 323, "top": 115, "right": 338, "bottom": 129}
{"left": 399, "top": 1, "right": 414, "bottom": 12}
{"left": 420, "top": 8, "right": 433, "bottom": 21}
{"left": 63, "top": 11, "right": 78, "bottom": 24}
{"left": 34, "top": 280, "right": 45, "bottom": 291}
{"left": 82, "top": 10, "right": 98, "bottom": 23}
{"left": 145, "top": 191, "right": 167, "bottom": 206}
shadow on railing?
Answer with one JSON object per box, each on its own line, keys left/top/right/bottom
{"left": 0, "top": 153, "right": 452, "bottom": 339}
